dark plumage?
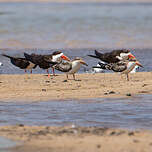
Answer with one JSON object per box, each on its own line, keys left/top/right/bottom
{"left": 88, "top": 49, "right": 135, "bottom": 63}
{"left": 24, "top": 52, "right": 57, "bottom": 70}
{"left": 2, "top": 54, "right": 37, "bottom": 72}
{"left": 24, "top": 51, "right": 70, "bottom": 77}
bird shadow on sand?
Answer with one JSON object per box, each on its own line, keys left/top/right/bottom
{"left": 62, "top": 79, "right": 82, "bottom": 82}
{"left": 43, "top": 74, "right": 59, "bottom": 77}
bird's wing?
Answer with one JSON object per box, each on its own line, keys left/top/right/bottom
{"left": 94, "top": 50, "right": 103, "bottom": 57}
{"left": 88, "top": 50, "right": 103, "bottom": 60}
{"left": 54, "top": 61, "right": 72, "bottom": 72}
{"left": 95, "top": 61, "right": 127, "bottom": 72}
{"left": 111, "top": 61, "right": 127, "bottom": 72}
{"left": 24, "top": 53, "right": 43, "bottom": 64}
{"left": 2, "top": 54, "right": 30, "bottom": 69}
{"left": 10, "top": 58, "right": 29, "bottom": 69}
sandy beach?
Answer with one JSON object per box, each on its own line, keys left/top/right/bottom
{"left": 0, "top": 125, "right": 151, "bottom": 152}
{"left": 0, "top": 1, "right": 151, "bottom": 151}
{"left": 0, "top": 72, "right": 152, "bottom": 151}
{"left": 0, "top": 72, "right": 152, "bottom": 102}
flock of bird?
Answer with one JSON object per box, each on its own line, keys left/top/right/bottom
{"left": 0, "top": 49, "right": 143, "bottom": 81}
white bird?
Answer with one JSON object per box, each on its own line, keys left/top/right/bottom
{"left": 54, "top": 57, "right": 88, "bottom": 80}
{"left": 130, "top": 64, "right": 139, "bottom": 73}
{"left": 93, "top": 59, "right": 143, "bottom": 81}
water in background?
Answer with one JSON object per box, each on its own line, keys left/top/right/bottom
{"left": 0, "top": 2, "right": 152, "bottom": 74}
{"left": 0, "top": 2, "right": 152, "bottom": 49}
{"left": 0, "top": 48, "right": 151, "bottom": 74}
{"left": 0, "top": 94, "right": 152, "bottom": 130}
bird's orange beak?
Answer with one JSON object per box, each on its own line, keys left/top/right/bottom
{"left": 136, "top": 61, "right": 143, "bottom": 67}
{"left": 61, "top": 55, "right": 70, "bottom": 61}
{"left": 128, "top": 54, "right": 136, "bottom": 60}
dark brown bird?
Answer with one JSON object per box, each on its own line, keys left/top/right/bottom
{"left": 2, "top": 54, "right": 37, "bottom": 73}
{"left": 24, "top": 51, "right": 70, "bottom": 77}
{"left": 88, "top": 49, "right": 136, "bottom": 63}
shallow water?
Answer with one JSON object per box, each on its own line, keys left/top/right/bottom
{"left": 0, "top": 137, "right": 17, "bottom": 152}
{"left": 0, "top": 2, "right": 152, "bottom": 48}
{"left": 0, "top": 94, "right": 152, "bottom": 130}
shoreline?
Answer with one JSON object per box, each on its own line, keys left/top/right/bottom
{"left": 0, "top": 125, "right": 152, "bottom": 152}
{"left": 0, "top": 72, "right": 152, "bottom": 102}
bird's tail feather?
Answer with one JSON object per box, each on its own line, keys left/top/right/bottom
{"left": 1, "top": 54, "right": 14, "bottom": 59}
{"left": 88, "top": 50, "right": 103, "bottom": 60}
{"left": 88, "top": 55, "right": 100, "bottom": 59}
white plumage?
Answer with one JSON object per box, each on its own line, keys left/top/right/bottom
{"left": 0, "top": 62, "right": 3, "bottom": 67}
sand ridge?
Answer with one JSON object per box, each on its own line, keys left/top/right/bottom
{"left": 0, "top": 72, "right": 152, "bottom": 102}
{"left": 0, "top": 125, "right": 152, "bottom": 152}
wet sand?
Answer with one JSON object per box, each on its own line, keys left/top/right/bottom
{"left": 0, "top": 125, "right": 151, "bottom": 152}
{"left": 0, "top": 72, "right": 152, "bottom": 102}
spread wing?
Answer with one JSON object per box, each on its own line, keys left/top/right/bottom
{"left": 54, "top": 61, "right": 72, "bottom": 72}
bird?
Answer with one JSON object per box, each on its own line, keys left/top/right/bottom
{"left": 24, "top": 51, "right": 70, "bottom": 77}
{"left": 0, "top": 62, "right": 3, "bottom": 67}
{"left": 92, "top": 62, "right": 105, "bottom": 73}
{"left": 2, "top": 54, "right": 37, "bottom": 73}
{"left": 92, "top": 59, "right": 143, "bottom": 81}
{"left": 53, "top": 57, "right": 88, "bottom": 80}
{"left": 88, "top": 49, "right": 136, "bottom": 63}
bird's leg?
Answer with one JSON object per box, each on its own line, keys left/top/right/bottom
{"left": 120, "top": 73, "right": 123, "bottom": 80}
{"left": 24, "top": 69, "right": 27, "bottom": 73}
{"left": 66, "top": 74, "right": 69, "bottom": 80}
{"left": 30, "top": 69, "right": 32, "bottom": 74}
{"left": 73, "top": 74, "right": 75, "bottom": 80}
{"left": 127, "top": 74, "right": 129, "bottom": 81}
{"left": 47, "top": 69, "right": 50, "bottom": 78}
{"left": 52, "top": 68, "right": 55, "bottom": 76}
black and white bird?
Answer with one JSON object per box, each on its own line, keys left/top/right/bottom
{"left": 54, "top": 57, "right": 88, "bottom": 80}
{"left": 93, "top": 59, "right": 143, "bottom": 81}
{"left": 2, "top": 54, "right": 37, "bottom": 73}
{"left": 24, "top": 51, "right": 70, "bottom": 77}
{"left": 92, "top": 61, "right": 105, "bottom": 73}
{"left": 88, "top": 49, "right": 136, "bottom": 63}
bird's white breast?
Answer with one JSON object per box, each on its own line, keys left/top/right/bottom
{"left": 122, "top": 62, "right": 136, "bottom": 74}
{"left": 52, "top": 53, "right": 63, "bottom": 62}
{"left": 67, "top": 61, "right": 81, "bottom": 74}
{"left": 130, "top": 65, "right": 139, "bottom": 73}
{"left": 117, "top": 52, "right": 130, "bottom": 61}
